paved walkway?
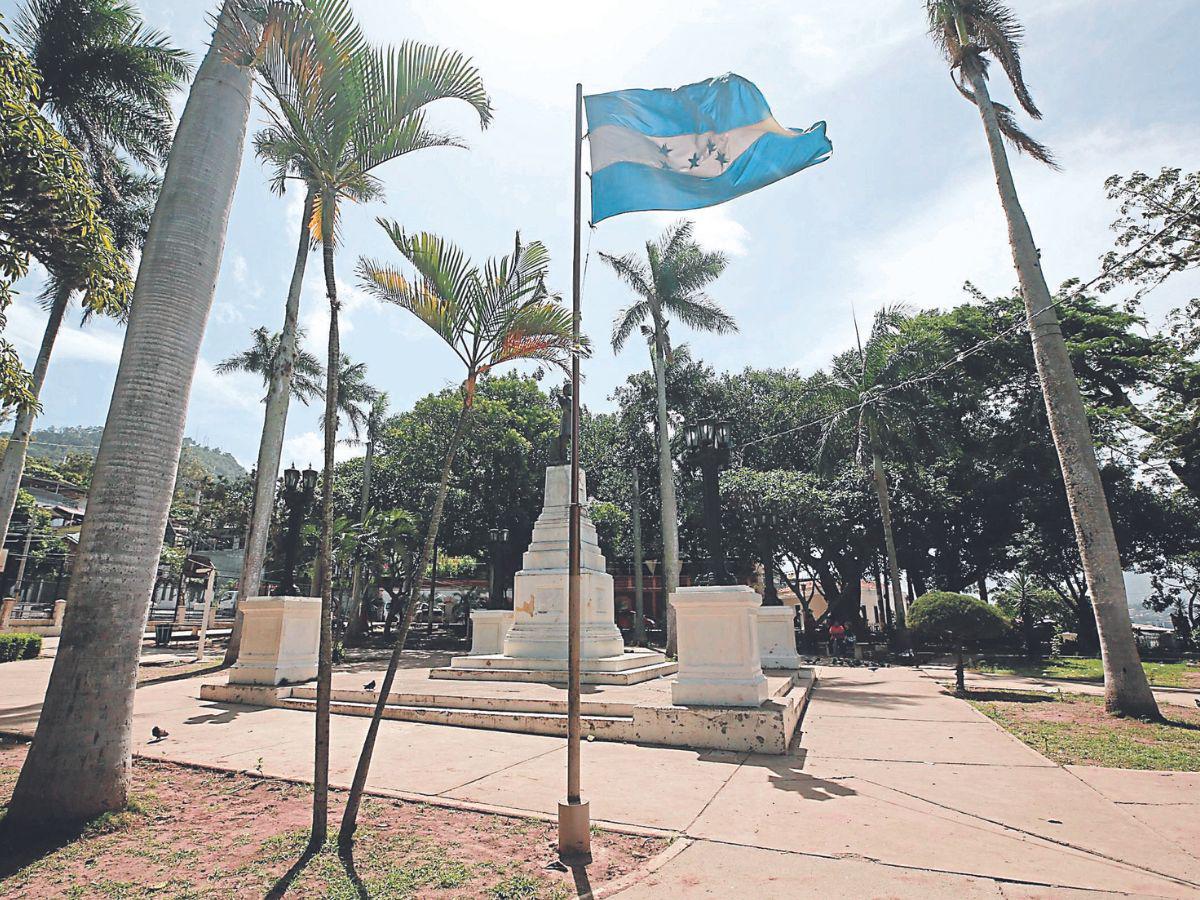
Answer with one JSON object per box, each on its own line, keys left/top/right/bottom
{"left": 920, "top": 666, "right": 1200, "bottom": 710}
{"left": 3, "top": 657, "right": 1198, "bottom": 897}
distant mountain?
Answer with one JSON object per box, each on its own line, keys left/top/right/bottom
{"left": 4, "top": 425, "right": 246, "bottom": 480}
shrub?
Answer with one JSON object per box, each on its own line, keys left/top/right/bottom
{"left": 0, "top": 632, "right": 42, "bottom": 662}
{"left": 909, "top": 591, "right": 1010, "bottom": 694}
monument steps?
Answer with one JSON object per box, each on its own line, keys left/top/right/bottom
{"left": 280, "top": 693, "right": 634, "bottom": 739}
{"left": 430, "top": 658, "right": 678, "bottom": 686}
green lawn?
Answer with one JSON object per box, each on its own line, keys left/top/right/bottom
{"left": 970, "top": 657, "right": 1200, "bottom": 688}
{"left": 968, "top": 689, "right": 1200, "bottom": 770}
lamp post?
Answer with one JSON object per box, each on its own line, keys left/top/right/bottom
{"left": 683, "top": 417, "right": 734, "bottom": 586}
{"left": 279, "top": 463, "right": 317, "bottom": 596}
{"left": 487, "top": 527, "right": 510, "bottom": 611}
{"left": 630, "top": 468, "right": 645, "bottom": 646}
{"left": 751, "top": 510, "right": 780, "bottom": 606}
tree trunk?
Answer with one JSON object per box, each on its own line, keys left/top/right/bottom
{"left": 965, "top": 67, "right": 1159, "bottom": 719}
{"left": 339, "top": 397, "right": 472, "bottom": 847}
{"left": 225, "top": 187, "right": 315, "bottom": 665}
{"left": 868, "top": 426, "right": 907, "bottom": 635}
{"left": 650, "top": 319, "right": 679, "bottom": 655}
{"left": 312, "top": 236, "right": 339, "bottom": 848}
{"left": 956, "top": 645, "right": 966, "bottom": 695}
{"left": 0, "top": 282, "right": 71, "bottom": 541}
{"left": 344, "top": 430, "right": 373, "bottom": 644}
{"left": 3, "top": 1, "right": 256, "bottom": 833}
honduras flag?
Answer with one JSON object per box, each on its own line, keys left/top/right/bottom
{"left": 584, "top": 74, "right": 831, "bottom": 223}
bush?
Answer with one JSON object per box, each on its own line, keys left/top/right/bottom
{"left": 0, "top": 632, "right": 42, "bottom": 662}
{"left": 909, "top": 591, "right": 1010, "bottom": 693}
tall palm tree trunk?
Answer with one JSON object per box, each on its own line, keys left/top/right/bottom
{"left": 3, "top": 1, "right": 256, "bottom": 833}
{"left": 344, "top": 431, "right": 374, "bottom": 644}
{"left": 965, "top": 67, "right": 1159, "bottom": 719}
{"left": 651, "top": 323, "right": 680, "bottom": 655}
{"left": 0, "top": 282, "right": 71, "bottom": 541}
{"left": 339, "top": 398, "right": 471, "bottom": 847}
{"left": 312, "top": 237, "right": 339, "bottom": 847}
{"left": 225, "top": 187, "right": 315, "bottom": 666}
{"left": 868, "top": 427, "right": 907, "bottom": 634}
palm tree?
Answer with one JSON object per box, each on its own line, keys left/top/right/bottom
{"left": 0, "top": 0, "right": 191, "bottom": 544}
{"left": 228, "top": 1, "right": 488, "bottom": 674}
{"left": 13, "top": 0, "right": 191, "bottom": 194}
{"left": 926, "top": 0, "right": 1159, "bottom": 718}
{"left": 243, "top": 0, "right": 491, "bottom": 845}
{"left": 3, "top": 0, "right": 260, "bottom": 833}
{"left": 344, "top": 391, "right": 389, "bottom": 643}
{"left": 816, "top": 306, "right": 925, "bottom": 637}
{"left": 328, "top": 354, "right": 379, "bottom": 440}
{"left": 601, "top": 220, "right": 736, "bottom": 654}
{"left": 338, "top": 225, "right": 578, "bottom": 846}
{"left": 215, "top": 325, "right": 325, "bottom": 402}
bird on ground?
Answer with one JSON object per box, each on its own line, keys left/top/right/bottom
{"left": 1193, "top": 698, "right": 1199, "bottom": 710}
{"left": 363, "top": 680, "right": 377, "bottom": 691}
{"left": 151, "top": 726, "right": 169, "bottom": 741}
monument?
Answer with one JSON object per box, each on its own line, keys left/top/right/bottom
{"left": 434, "top": 385, "right": 673, "bottom": 684}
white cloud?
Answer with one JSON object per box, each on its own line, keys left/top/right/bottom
{"left": 5, "top": 298, "right": 125, "bottom": 367}
{"left": 786, "top": 2, "right": 924, "bottom": 94}
{"left": 281, "top": 429, "right": 364, "bottom": 469}
{"left": 649, "top": 206, "right": 750, "bottom": 256}
{"left": 850, "top": 121, "right": 1200, "bottom": 325}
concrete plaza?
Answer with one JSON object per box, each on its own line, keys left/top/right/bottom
{"left": 2, "top": 650, "right": 1198, "bottom": 897}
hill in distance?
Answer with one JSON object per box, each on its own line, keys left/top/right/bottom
{"left": 4, "top": 425, "right": 246, "bottom": 481}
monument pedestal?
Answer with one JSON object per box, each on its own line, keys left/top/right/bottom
{"left": 756, "top": 605, "right": 802, "bottom": 669}
{"left": 228, "top": 596, "right": 320, "bottom": 686}
{"left": 469, "top": 609, "right": 515, "bottom": 655}
{"left": 671, "top": 585, "right": 768, "bottom": 707}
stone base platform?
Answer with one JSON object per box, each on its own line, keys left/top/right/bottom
{"left": 431, "top": 648, "right": 676, "bottom": 686}
{"left": 200, "top": 666, "right": 815, "bottom": 754}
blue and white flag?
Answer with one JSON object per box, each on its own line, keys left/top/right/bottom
{"left": 584, "top": 74, "right": 831, "bottom": 223}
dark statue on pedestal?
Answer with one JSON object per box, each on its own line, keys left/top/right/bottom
{"left": 548, "top": 382, "right": 572, "bottom": 465}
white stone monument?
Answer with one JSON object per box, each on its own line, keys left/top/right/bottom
{"left": 756, "top": 605, "right": 802, "bottom": 669}
{"left": 439, "top": 465, "right": 672, "bottom": 684}
{"left": 670, "top": 585, "right": 769, "bottom": 707}
{"left": 468, "top": 609, "right": 516, "bottom": 655}
{"left": 502, "top": 465, "right": 624, "bottom": 659}
{"left": 228, "top": 596, "right": 320, "bottom": 685}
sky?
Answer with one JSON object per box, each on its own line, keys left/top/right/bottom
{"left": 3, "top": 0, "right": 1200, "bottom": 471}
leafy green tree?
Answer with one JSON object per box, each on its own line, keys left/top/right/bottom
{"left": 909, "top": 590, "right": 1010, "bottom": 694}
{"left": 341, "top": 226, "right": 576, "bottom": 844}
{"left": 602, "top": 220, "right": 736, "bottom": 653}
{"left": 1099, "top": 167, "right": 1199, "bottom": 299}
{"left": 926, "top": 0, "right": 1158, "bottom": 719}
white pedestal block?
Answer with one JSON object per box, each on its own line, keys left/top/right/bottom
{"left": 503, "top": 465, "right": 625, "bottom": 660}
{"left": 469, "top": 609, "right": 515, "bottom": 655}
{"left": 229, "top": 596, "right": 320, "bottom": 686}
{"left": 756, "top": 605, "right": 802, "bottom": 669}
{"left": 670, "top": 585, "right": 768, "bottom": 707}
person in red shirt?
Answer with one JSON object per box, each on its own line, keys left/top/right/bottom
{"left": 828, "top": 621, "right": 846, "bottom": 658}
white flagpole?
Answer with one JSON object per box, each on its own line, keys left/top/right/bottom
{"left": 558, "top": 81, "right": 591, "bottom": 861}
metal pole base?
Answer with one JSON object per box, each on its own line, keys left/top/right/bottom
{"left": 557, "top": 798, "right": 591, "bottom": 860}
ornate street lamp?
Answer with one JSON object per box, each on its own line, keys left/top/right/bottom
{"left": 487, "top": 527, "right": 511, "bottom": 610}
{"left": 683, "top": 417, "right": 734, "bottom": 585}
{"left": 751, "top": 510, "right": 780, "bottom": 606}
{"left": 279, "top": 463, "right": 318, "bottom": 596}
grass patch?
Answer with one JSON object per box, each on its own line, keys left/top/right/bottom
{"left": 969, "top": 657, "right": 1200, "bottom": 688}
{"left": 968, "top": 688, "right": 1200, "bottom": 770}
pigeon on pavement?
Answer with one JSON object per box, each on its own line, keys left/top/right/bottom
{"left": 151, "top": 726, "right": 169, "bottom": 742}
{"left": 363, "top": 680, "right": 377, "bottom": 691}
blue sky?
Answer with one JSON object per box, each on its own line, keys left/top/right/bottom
{"left": 4, "top": 0, "right": 1199, "bottom": 469}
